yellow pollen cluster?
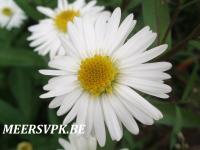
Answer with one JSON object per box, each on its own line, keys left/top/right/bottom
{"left": 78, "top": 55, "right": 118, "bottom": 96}
{"left": 2, "top": 7, "right": 13, "bottom": 16}
{"left": 54, "top": 10, "right": 80, "bottom": 32}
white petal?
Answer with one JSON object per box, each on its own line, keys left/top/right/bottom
{"left": 118, "top": 97, "right": 154, "bottom": 125}
{"left": 93, "top": 99, "right": 106, "bottom": 146}
{"left": 37, "top": 6, "right": 55, "bottom": 18}
{"left": 63, "top": 98, "right": 82, "bottom": 125}
{"left": 76, "top": 94, "right": 89, "bottom": 124}
{"left": 119, "top": 44, "right": 168, "bottom": 69}
{"left": 48, "top": 95, "right": 65, "bottom": 108}
{"left": 113, "top": 26, "right": 155, "bottom": 59}
{"left": 72, "top": 0, "right": 85, "bottom": 9}
{"left": 122, "top": 70, "right": 171, "bottom": 80}
{"left": 123, "top": 62, "right": 172, "bottom": 72}
{"left": 118, "top": 77, "right": 172, "bottom": 94}
{"left": 95, "top": 13, "right": 110, "bottom": 52}
{"left": 57, "top": 88, "right": 82, "bottom": 116}
{"left": 110, "top": 14, "right": 136, "bottom": 54}
{"left": 102, "top": 95, "right": 122, "bottom": 141}
{"left": 43, "top": 76, "right": 77, "bottom": 91}
{"left": 82, "top": 17, "right": 96, "bottom": 55}
{"left": 87, "top": 136, "right": 97, "bottom": 150}
{"left": 48, "top": 56, "right": 79, "bottom": 72}
{"left": 67, "top": 21, "right": 87, "bottom": 57}
{"left": 60, "top": 35, "right": 81, "bottom": 57}
{"left": 40, "top": 82, "right": 78, "bottom": 98}
{"left": 115, "top": 84, "right": 163, "bottom": 120}
{"left": 58, "top": 138, "right": 76, "bottom": 150}
{"left": 85, "top": 99, "right": 94, "bottom": 136}
{"left": 39, "top": 69, "right": 67, "bottom": 76}
{"left": 58, "top": 0, "right": 68, "bottom": 9}
{"left": 81, "top": 0, "right": 96, "bottom": 13}
{"left": 109, "top": 95, "right": 139, "bottom": 134}
{"left": 103, "top": 7, "right": 121, "bottom": 51}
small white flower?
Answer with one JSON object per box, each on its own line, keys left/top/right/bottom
{"left": 40, "top": 8, "right": 172, "bottom": 146}
{"left": 0, "top": 0, "right": 26, "bottom": 30}
{"left": 58, "top": 135, "right": 97, "bottom": 150}
{"left": 28, "top": 0, "right": 108, "bottom": 59}
{"left": 58, "top": 135, "right": 128, "bottom": 150}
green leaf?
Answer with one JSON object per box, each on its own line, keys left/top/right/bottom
{"left": 0, "top": 99, "right": 26, "bottom": 123}
{"left": 127, "top": 0, "right": 141, "bottom": 10}
{"left": 48, "top": 109, "right": 61, "bottom": 124}
{"left": 181, "top": 63, "right": 198, "bottom": 102}
{"left": 189, "top": 40, "right": 200, "bottom": 50}
{"left": 142, "top": 0, "right": 171, "bottom": 46}
{"left": 0, "top": 49, "right": 46, "bottom": 67}
{"left": 15, "top": 0, "right": 43, "bottom": 21}
{"left": 98, "top": 0, "right": 122, "bottom": 7}
{"left": 9, "top": 69, "right": 34, "bottom": 122}
{"left": 153, "top": 101, "right": 200, "bottom": 128}
{"left": 170, "top": 106, "right": 182, "bottom": 149}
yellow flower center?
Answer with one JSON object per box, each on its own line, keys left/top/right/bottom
{"left": 78, "top": 55, "right": 118, "bottom": 96}
{"left": 2, "top": 7, "right": 13, "bottom": 16}
{"left": 54, "top": 10, "right": 80, "bottom": 32}
{"left": 17, "top": 142, "right": 33, "bottom": 150}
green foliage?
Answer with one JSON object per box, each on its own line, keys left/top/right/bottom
{"left": 142, "top": 0, "right": 171, "bottom": 46}
{"left": 9, "top": 69, "right": 37, "bottom": 122}
{"left": 154, "top": 101, "right": 200, "bottom": 128}
{"left": 15, "top": 0, "right": 43, "bottom": 20}
{"left": 0, "top": 49, "right": 46, "bottom": 67}
{"left": 0, "top": 99, "right": 26, "bottom": 123}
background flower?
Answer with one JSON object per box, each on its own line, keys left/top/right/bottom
{"left": 59, "top": 135, "right": 97, "bottom": 150}
{"left": 58, "top": 135, "right": 128, "bottom": 150}
{"left": 0, "top": 0, "right": 26, "bottom": 30}
{"left": 28, "top": 0, "right": 108, "bottom": 59}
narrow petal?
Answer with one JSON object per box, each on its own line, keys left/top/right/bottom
{"left": 118, "top": 77, "right": 172, "bottom": 94}
{"left": 102, "top": 95, "right": 123, "bottom": 141}
{"left": 109, "top": 95, "right": 139, "bottom": 134}
{"left": 37, "top": 6, "right": 55, "bottom": 18}
{"left": 76, "top": 94, "right": 89, "bottom": 124}
{"left": 40, "top": 83, "right": 78, "bottom": 98}
{"left": 63, "top": 98, "right": 81, "bottom": 125}
{"left": 39, "top": 69, "right": 67, "bottom": 76}
{"left": 120, "top": 44, "right": 168, "bottom": 69}
{"left": 94, "top": 99, "right": 106, "bottom": 146}
{"left": 58, "top": 138, "right": 76, "bottom": 150}
{"left": 57, "top": 88, "right": 82, "bottom": 116}
{"left": 48, "top": 56, "right": 79, "bottom": 72}
{"left": 48, "top": 95, "right": 65, "bottom": 108}
{"left": 85, "top": 99, "right": 94, "bottom": 136}
{"left": 103, "top": 7, "right": 121, "bottom": 51}
{"left": 118, "top": 97, "right": 154, "bottom": 125}
{"left": 115, "top": 84, "right": 163, "bottom": 120}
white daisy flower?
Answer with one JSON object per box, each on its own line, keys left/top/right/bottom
{"left": 28, "top": 0, "right": 107, "bottom": 59}
{"left": 58, "top": 135, "right": 97, "bottom": 150}
{"left": 58, "top": 135, "right": 128, "bottom": 150}
{"left": 0, "top": 0, "right": 26, "bottom": 30}
{"left": 40, "top": 8, "right": 172, "bottom": 146}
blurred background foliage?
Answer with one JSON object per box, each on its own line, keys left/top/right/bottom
{"left": 0, "top": 0, "right": 200, "bottom": 149}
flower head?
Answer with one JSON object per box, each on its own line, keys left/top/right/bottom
{"left": 40, "top": 8, "right": 172, "bottom": 146}
{"left": 58, "top": 134, "right": 129, "bottom": 150}
{"left": 59, "top": 135, "right": 97, "bottom": 150}
{"left": 0, "top": 0, "right": 26, "bottom": 30}
{"left": 28, "top": 0, "right": 108, "bottom": 59}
